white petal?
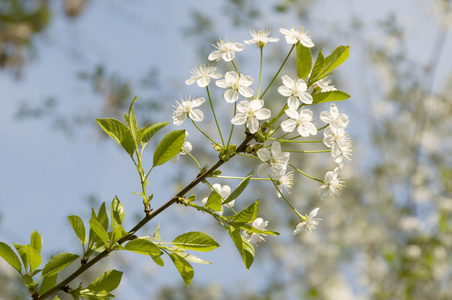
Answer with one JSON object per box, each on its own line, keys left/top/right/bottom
{"left": 255, "top": 108, "right": 271, "bottom": 120}
{"left": 189, "top": 109, "right": 204, "bottom": 122}
{"left": 257, "top": 148, "right": 271, "bottom": 162}
{"left": 281, "top": 75, "right": 294, "bottom": 88}
{"left": 285, "top": 109, "right": 299, "bottom": 119}
{"left": 246, "top": 117, "right": 259, "bottom": 133}
{"left": 225, "top": 71, "right": 239, "bottom": 83}
{"left": 197, "top": 77, "right": 210, "bottom": 87}
{"left": 281, "top": 119, "right": 297, "bottom": 132}
{"left": 287, "top": 97, "right": 300, "bottom": 110}
{"left": 231, "top": 113, "right": 247, "bottom": 125}
{"left": 271, "top": 142, "right": 282, "bottom": 156}
{"left": 236, "top": 100, "right": 250, "bottom": 113}
{"left": 278, "top": 86, "right": 292, "bottom": 97}
{"left": 299, "top": 92, "right": 313, "bottom": 104}
{"left": 192, "top": 97, "right": 205, "bottom": 107}
{"left": 216, "top": 78, "right": 230, "bottom": 88}
{"left": 257, "top": 163, "right": 271, "bottom": 177}
{"left": 185, "top": 78, "right": 197, "bottom": 85}
{"left": 250, "top": 99, "right": 264, "bottom": 110}
{"left": 224, "top": 89, "right": 239, "bottom": 103}
{"left": 239, "top": 86, "right": 254, "bottom": 98}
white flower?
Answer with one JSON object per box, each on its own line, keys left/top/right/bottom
{"left": 278, "top": 75, "right": 313, "bottom": 109}
{"left": 313, "top": 78, "right": 337, "bottom": 92}
{"left": 172, "top": 96, "right": 205, "bottom": 126}
{"left": 201, "top": 183, "right": 234, "bottom": 216}
{"left": 171, "top": 132, "right": 192, "bottom": 163}
{"left": 318, "top": 167, "right": 344, "bottom": 200}
{"left": 185, "top": 64, "right": 222, "bottom": 87}
{"left": 320, "top": 103, "right": 349, "bottom": 132}
{"left": 242, "top": 217, "right": 268, "bottom": 246}
{"left": 279, "top": 27, "right": 314, "bottom": 48}
{"left": 281, "top": 108, "right": 317, "bottom": 137}
{"left": 257, "top": 142, "right": 290, "bottom": 177}
{"left": 215, "top": 71, "right": 254, "bottom": 103}
{"left": 323, "top": 127, "right": 352, "bottom": 167}
{"left": 231, "top": 99, "right": 271, "bottom": 134}
{"left": 244, "top": 29, "right": 279, "bottom": 47}
{"left": 208, "top": 39, "right": 245, "bottom": 62}
{"left": 275, "top": 171, "right": 294, "bottom": 198}
{"left": 293, "top": 208, "right": 321, "bottom": 235}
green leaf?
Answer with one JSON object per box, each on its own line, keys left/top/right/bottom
{"left": 112, "top": 225, "right": 127, "bottom": 242}
{"left": 78, "top": 289, "right": 114, "bottom": 300}
{"left": 312, "top": 90, "right": 351, "bottom": 104}
{"left": 30, "top": 230, "right": 42, "bottom": 253}
{"left": 153, "top": 130, "right": 186, "bottom": 167}
{"left": 0, "top": 242, "right": 22, "bottom": 273}
{"left": 227, "top": 226, "right": 255, "bottom": 270}
{"left": 13, "top": 243, "right": 29, "bottom": 272}
{"left": 309, "top": 46, "right": 350, "bottom": 85}
{"left": 239, "top": 223, "right": 279, "bottom": 236}
{"left": 39, "top": 273, "right": 58, "bottom": 294}
{"left": 22, "top": 274, "right": 35, "bottom": 288}
{"left": 172, "top": 251, "right": 211, "bottom": 265}
{"left": 125, "top": 97, "right": 139, "bottom": 147}
{"left": 172, "top": 232, "right": 219, "bottom": 252}
{"left": 89, "top": 218, "right": 110, "bottom": 245}
{"left": 110, "top": 196, "right": 125, "bottom": 230}
{"left": 229, "top": 200, "right": 259, "bottom": 226}
{"left": 204, "top": 190, "right": 222, "bottom": 211}
{"left": 297, "top": 44, "right": 312, "bottom": 80}
{"left": 96, "top": 119, "right": 135, "bottom": 156}
{"left": 87, "top": 269, "right": 123, "bottom": 292}
{"left": 68, "top": 215, "right": 88, "bottom": 245}
{"left": 97, "top": 202, "right": 109, "bottom": 231}
{"left": 152, "top": 224, "right": 162, "bottom": 242}
{"left": 96, "top": 118, "right": 135, "bottom": 156}
{"left": 224, "top": 171, "right": 253, "bottom": 205}
{"left": 42, "top": 253, "right": 79, "bottom": 277}
{"left": 24, "top": 245, "right": 41, "bottom": 272}
{"left": 123, "top": 239, "right": 164, "bottom": 266}
{"left": 141, "top": 122, "right": 169, "bottom": 148}
{"left": 308, "top": 47, "right": 325, "bottom": 86}
{"left": 168, "top": 253, "right": 194, "bottom": 287}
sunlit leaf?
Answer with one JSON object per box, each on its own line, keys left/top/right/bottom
{"left": 42, "top": 253, "right": 79, "bottom": 277}
{"left": 224, "top": 170, "right": 253, "bottom": 205}
{"left": 0, "top": 242, "right": 22, "bottom": 273}
{"left": 87, "top": 269, "right": 123, "bottom": 292}
{"left": 30, "top": 230, "right": 42, "bottom": 253}
{"left": 39, "top": 273, "right": 58, "bottom": 294}
{"left": 89, "top": 218, "right": 110, "bottom": 245}
{"left": 153, "top": 130, "right": 186, "bottom": 166}
{"left": 204, "top": 190, "right": 222, "bottom": 211}
{"left": 96, "top": 118, "right": 135, "bottom": 156}
{"left": 297, "top": 44, "right": 312, "bottom": 80}
{"left": 227, "top": 226, "right": 255, "bottom": 270}
{"left": 110, "top": 196, "right": 125, "bottom": 230}
{"left": 168, "top": 253, "right": 194, "bottom": 287}
{"left": 141, "top": 122, "right": 169, "bottom": 149}
{"left": 312, "top": 90, "right": 351, "bottom": 104}
{"left": 172, "top": 232, "right": 219, "bottom": 252}
{"left": 229, "top": 200, "right": 259, "bottom": 226}
{"left": 68, "top": 215, "right": 88, "bottom": 245}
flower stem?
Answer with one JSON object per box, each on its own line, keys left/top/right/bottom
{"left": 256, "top": 47, "right": 263, "bottom": 99}
{"left": 290, "top": 164, "right": 324, "bottom": 183}
{"left": 191, "top": 119, "right": 220, "bottom": 146}
{"left": 269, "top": 175, "right": 302, "bottom": 218}
{"left": 260, "top": 45, "right": 295, "bottom": 99}
{"left": 206, "top": 86, "right": 225, "bottom": 146}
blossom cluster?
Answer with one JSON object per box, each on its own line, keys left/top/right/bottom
{"left": 171, "top": 26, "right": 352, "bottom": 244}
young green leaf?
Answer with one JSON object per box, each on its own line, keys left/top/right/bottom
{"left": 0, "top": 242, "right": 22, "bottom": 273}
{"left": 13, "top": 243, "right": 28, "bottom": 272}
{"left": 39, "top": 273, "right": 58, "bottom": 294}
{"left": 67, "top": 215, "right": 88, "bottom": 245}
{"left": 89, "top": 218, "right": 110, "bottom": 246}
{"left": 312, "top": 90, "right": 351, "bottom": 104}
{"left": 204, "top": 190, "right": 222, "bottom": 211}
{"left": 229, "top": 200, "right": 259, "bottom": 226}
{"left": 168, "top": 253, "right": 194, "bottom": 287}
{"left": 240, "top": 223, "right": 279, "bottom": 236}
{"left": 171, "top": 251, "right": 211, "bottom": 265}
{"left": 96, "top": 118, "right": 135, "bottom": 156}
{"left": 24, "top": 245, "right": 41, "bottom": 273}
{"left": 297, "top": 44, "right": 312, "bottom": 80}
{"left": 308, "top": 46, "right": 350, "bottom": 85}
{"left": 227, "top": 226, "right": 255, "bottom": 270}
{"left": 123, "top": 239, "right": 164, "bottom": 266}
{"left": 110, "top": 196, "right": 125, "bottom": 230}
{"left": 97, "top": 202, "right": 109, "bottom": 231}
{"left": 152, "top": 223, "right": 162, "bottom": 242}
{"left": 141, "top": 122, "right": 169, "bottom": 148}
{"left": 153, "top": 130, "right": 186, "bottom": 167}
{"left": 22, "top": 274, "right": 35, "bottom": 288}
{"left": 87, "top": 269, "right": 123, "bottom": 292}
{"left": 125, "top": 97, "right": 139, "bottom": 147}
{"left": 308, "top": 47, "right": 325, "bottom": 86}
{"left": 78, "top": 289, "right": 114, "bottom": 300}
{"left": 42, "top": 253, "right": 79, "bottom": 277}
{"left": 224, "top": 171, "right": 253, "bottom": 205}
{"left": 30, "top": 230, "right": 42, "bottom": 253}
{"left": 172, "top": 232, "right": 219, "bottom": 252}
